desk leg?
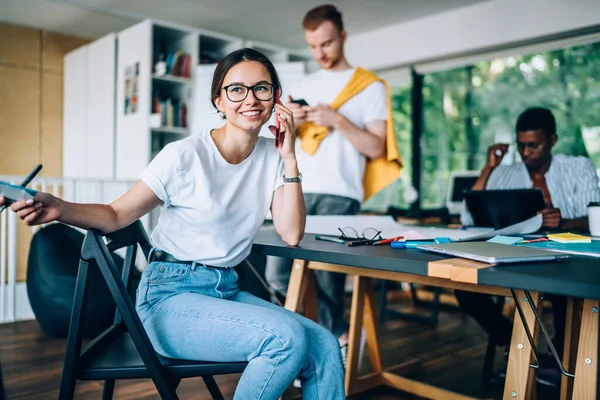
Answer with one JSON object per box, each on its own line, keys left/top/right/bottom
{"left": 572, "top": 299, "right": 599, "bottom": 400}
{"left": 345, "top": 275, "right": 367, "bottom": 394}
{"left": 303, "top": 267, "right": 319, "bottom": 322}
{"left": 504, "top": 291, "right": 542, "bottom": 400}
{"left": 560, "top": 298, "right": 582, "bottom": 400}
{"left": 285, "top": 259, "right": 318, "bottom": 323}
{"left": 363, "top": 278, "right": 383, "bottom": 374}
{"left": 345, "top": 276, "right": 393, "bottom": 396}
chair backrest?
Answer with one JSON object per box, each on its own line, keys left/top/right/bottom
{"left": 61, "top": 220, "right": 179, "bottom": 399}
{"left": 82, "top": 221, "right": 150, "bottom": 325}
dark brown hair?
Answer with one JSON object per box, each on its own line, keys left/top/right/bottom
{"left": 302, "top": 4, "right": 344, "bottom": 33}
{"left": 210, "top": 48, "right": 281, "bottom": 112}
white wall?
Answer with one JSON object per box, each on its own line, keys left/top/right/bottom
{"left": 346, "top": 0, "right": 600, "bottom": 71}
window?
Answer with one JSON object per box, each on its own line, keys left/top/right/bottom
{"left": 421, "top": 68, "right": 469, "bottom": 209}
{"left": 419, "top": 41, "right": 600, "bottom": 209}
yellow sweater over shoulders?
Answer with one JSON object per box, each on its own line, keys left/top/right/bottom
{"left": 297, "top": 67, "right": 403, "bottom": 201}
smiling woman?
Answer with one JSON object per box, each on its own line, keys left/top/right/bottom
{"left": 1, "top": 48, "right": 345, "bottom": 400}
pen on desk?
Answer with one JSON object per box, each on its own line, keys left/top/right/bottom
{"left": 347, "top": 240, "right": 371, "bottom": 247}
{"left": 518, "top": 237, "right": 549, "bottom": 245}
{"left": 390, "top": 238, "right": 450, "bottom": 249}
{"left": 402, "top": 237, "right": 451, "bottom": 244}
{"left": 372, "top": 236, "right": 404, "bottom": 245}
{"left": 315, "top": 235, "right": 345, "bottom": 244}
{"left": 0, "top": 164, "right": 42, "bottom": 213}
{"left": 390, "top": 241, "right": 434, "bottom": 249}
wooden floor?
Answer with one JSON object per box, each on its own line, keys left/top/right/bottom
{"left": 0, "top": 294, "right": 559, "bottom": 399}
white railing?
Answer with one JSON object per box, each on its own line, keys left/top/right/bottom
{"left": 0, "top": 176, "right": 137, "bottom": 323}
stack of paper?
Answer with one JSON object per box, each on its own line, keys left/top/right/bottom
{"left": 547, "top": 233, "right": 591, "bottom": 244}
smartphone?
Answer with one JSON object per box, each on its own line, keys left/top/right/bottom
{"left": 0, "top": 182, "right": 37, "bottom": 205}
{"left": 275, "top": 89, "right": 282, "bottom": 148}
{"left": 291, "top": 98, "right": 309, "bottom": 107}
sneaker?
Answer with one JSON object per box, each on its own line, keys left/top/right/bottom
{"left": 340, "top": 343, "right": 348, "bottom": 369}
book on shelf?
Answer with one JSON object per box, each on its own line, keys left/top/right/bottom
{"left": 155, "top": 51, "right": 191, "bottom": 78}
{"left": 155, "top": 95, "right": 187, "bottom": 129}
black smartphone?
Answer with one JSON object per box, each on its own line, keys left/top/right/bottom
{"left": 291, "top": 98, "right": 309, "bottom": 107}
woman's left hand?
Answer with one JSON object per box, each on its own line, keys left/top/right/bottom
{"left": 269, "top": 103, "right": 296, "bottom": 159}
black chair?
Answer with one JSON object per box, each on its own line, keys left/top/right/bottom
{"left": 59, "top": 221, "right": 247, "bottom": 400}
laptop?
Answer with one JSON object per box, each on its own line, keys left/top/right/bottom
{"left": 445, "top": 171, "right": 479, "bottom": 215}
{"left": 463, "top": 189, "right": 546, "bottom": 228}
{"left": 417, "top": 242, "right": 571, "bottom": 264}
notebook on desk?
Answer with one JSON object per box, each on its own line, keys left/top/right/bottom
{"left": 417, "top": 242, "right": 571, "bottom": 264}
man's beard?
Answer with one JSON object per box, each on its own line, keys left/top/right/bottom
{"left": 321, "top": 54, "right": 342, "bottom": 69}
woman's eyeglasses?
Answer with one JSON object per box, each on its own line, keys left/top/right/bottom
{"left": 337, "top": 227, "right": 383, "bottom": 242}
{"left": 222, "top": 84, "right": 275, "bottom": 102}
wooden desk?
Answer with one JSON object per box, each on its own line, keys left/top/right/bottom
{"left": 252, "top": 230, "right": 600, "bottom": 400}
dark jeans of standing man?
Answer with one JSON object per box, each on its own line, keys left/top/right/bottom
{"left": 265, "top": 193, "right": 360, "bottom": 338}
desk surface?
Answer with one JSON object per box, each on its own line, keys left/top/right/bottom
{"left": 253, "top": 229, "right": 600, "bottom": 300}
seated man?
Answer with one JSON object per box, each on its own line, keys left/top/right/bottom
{"left": 457, "top": 107, "right": 600, "bottom": 386}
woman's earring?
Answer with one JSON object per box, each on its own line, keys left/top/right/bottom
{"left": 219, "top": 110, "right": 225, "bottom": 118}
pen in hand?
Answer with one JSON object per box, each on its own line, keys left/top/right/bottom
{"left": 0, "top": 164, "right": 43, "bottom": 213}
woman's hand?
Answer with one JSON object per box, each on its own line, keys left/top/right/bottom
{"left": 270, "top": 103, "right": 296, "bottom": 159}
{"left": 0, "top": 192, "right": 61, "bottom": 226}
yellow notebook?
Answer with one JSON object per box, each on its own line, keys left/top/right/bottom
{"left": 547, "top": 233, "right": 592, "bottom": 244}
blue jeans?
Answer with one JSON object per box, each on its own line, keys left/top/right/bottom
{"left": 136, "top": 261, "right": 345, "bottom": 400}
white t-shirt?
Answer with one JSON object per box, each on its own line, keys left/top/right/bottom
{"left": 290, "top": 68, "right": 388, "bottom": 202}
{"left": 140, "top": 130, "right": 284, "bottom": 267}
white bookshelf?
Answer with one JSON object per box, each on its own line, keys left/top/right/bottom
{"left": 151, "top": 126, "right": 189, "bottom": 135}
{"left": 115, "top": 20, "right": 199, "bottom": 180}
{"left": 152, "top": 74, "right": 193, "bottom": 85}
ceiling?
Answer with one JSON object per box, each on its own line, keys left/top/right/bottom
{"left": 0, "top": 0, "right": 489, "bottom": 50}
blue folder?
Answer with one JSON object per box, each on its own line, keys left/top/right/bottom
{"left": 519, "top": 240, "right": 600, "bottom": 257}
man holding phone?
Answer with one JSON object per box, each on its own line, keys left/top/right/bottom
{"left": 265, "top": 4, "right": 392, "bottom": 360}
